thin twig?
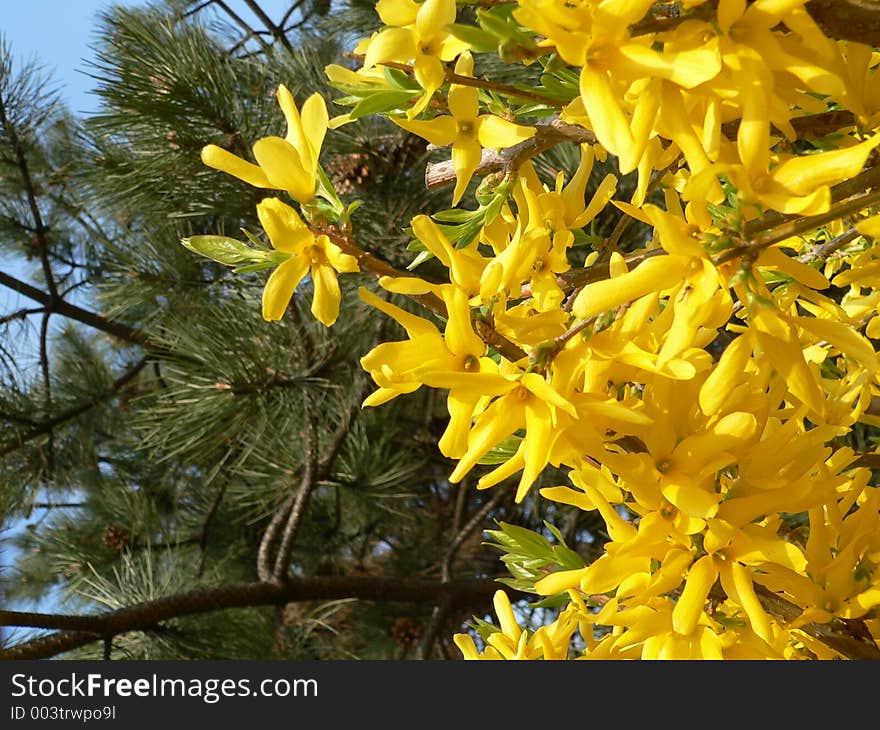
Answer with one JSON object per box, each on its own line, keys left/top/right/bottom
{"left": 797, "top": 227, "right": 861, "bottom": 263}
{"left": 271, "top": 407, "right": 318, "bottom": 581}
{"left": 195, "top": 477, "right": 230, "bottom": 578}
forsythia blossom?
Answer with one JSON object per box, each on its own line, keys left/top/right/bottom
{"left": 186, "top": 0, "right": 880, "bottom": 660}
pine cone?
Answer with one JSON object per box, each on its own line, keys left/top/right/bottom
{"left": 101, "top": 523, "right": 132, "bottom": 552}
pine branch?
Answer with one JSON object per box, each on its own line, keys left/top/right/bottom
{"left": 0, "top": 357, "right": 148, "bottom": 459}
{"left": 0, "top": 76, "right": 58, "bottom": 304}
{"left": 0, "top": 576, "right": 512, "bottom": 660}
{"left": 0, "top": 270, "right": 147, "bottom": 346}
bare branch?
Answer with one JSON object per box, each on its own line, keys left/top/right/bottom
{"left": 0, "top": 576, "right": 512, "bottom": 660}
{"left": 0, "top": 270, "right": 147, "bottom": 346}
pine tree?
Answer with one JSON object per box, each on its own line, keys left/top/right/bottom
{"left": 0, "top": 0, "right": 607, "bottom": 660}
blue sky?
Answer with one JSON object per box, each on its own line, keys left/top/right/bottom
{"left": 3, "top": 0, "right": 147, "bottom": 115}
{"left": 2, "top": 0, "right": 301, "bottom": 115}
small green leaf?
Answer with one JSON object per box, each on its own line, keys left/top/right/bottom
{"left": 181, "top": 235, "right": 263, "bottom": 266}
{"left": 446, "top": 23, "right": 498, "bottom": 53}
{"left": 350, "top": 90, "right": 419, "bottom": 120}
{"left": 231, "top": 261, "right": 278, "bottom": 274}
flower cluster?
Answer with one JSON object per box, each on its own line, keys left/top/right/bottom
{"left": 186, "top": 1, "right": 880, "bottom": 659}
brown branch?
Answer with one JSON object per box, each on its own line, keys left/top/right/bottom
{"left": 257, "top": 491, "right": 295, "bottom": 582}
{"left": 0, "top": 270, "right": 147, "bottom": 346}
{"left": 629, "top": 1, "right": 719, "bottom": 37}
{"left": 243, "top": 0, "right": 293, "bottom": 51}
{"left": 425, "top": 116, "right": 597, "bottom": 189}
{"left": 212, "top": 0, "right": 272, "bottom": 52}
{"left": 366, "top": 58, "right": 563, "bottom": 108}
{"left": 805, "top": 0, "right": 880, "bottom": 46}
{"left": 851, "top": 452, "right": 880, "bottom": 469}
{"left": 37, "top": 309, "right": 54, "bottom": 477}
{"left": 797, "top": 227, "right": 861, "bottom": 263}
{"left": 195, "top": 477, "right": 229, "bottom": 578}
{"left": 0, "top": 305, "right": 43, "bottom": 326}
{"left": 717, "top": 186, "right": 880, "bottom": 265}
{"left": 271, "top": 414, "right": 318, "bottom": 581}
{"left": 0, "top": 576, "right": 512, "bottom": 660}
{"left": 744, "top": 164, "right": 880, "bottom": 239}
{"left": 753, "top": 583, "right": 880, "bottom": 660}
{"left": 0, "top": 82, "right": 58, "bottom": 304}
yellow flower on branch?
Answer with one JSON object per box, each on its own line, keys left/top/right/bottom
{"left": 454, "top": 589, "right": 583, "bottom": 660}
{"left": 358, "top": 282, "right": 494, "bottom": 458}
{"left": 201, "top": 85, "right": 328, "bottom": 204}
{"left": 360, "top": 0, "right": 470, "bottom": 119}
{"left": 256, "top": 197, "right": 358, "bottom": 325}
{"left": 392, "top": 51, "right": 535, "bottom": 206}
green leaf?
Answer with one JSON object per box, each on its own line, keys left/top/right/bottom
{"left": 478, "top": 433, "right": 521, "bottom": 464}
{"left": 181, "top": 235, "right": 263, "bottom": 266}
{"left": 231, "top": 261, "right": 278, "bottom": 274}
{"left": 349, "top": 90, "right": 418, "bottom": 120}
{"left": 383, "top": 66, "right": 421, "bottom": 91}
{"left": 446, "top": 23, "right": 498, "bottom": 54}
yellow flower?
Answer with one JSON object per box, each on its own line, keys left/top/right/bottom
{"left": 359, "top": 282, "right": 492, "bottom": 459}
{"left": 454, "top": 590, "right": 582, "bottom": 659}
{"left": 429, "top": 364, "right": 577, "bottom": 501}
{"left": 516, "top": 0, "right": 720, "bottom": 172}
{"left": 392, "top": 52, "right": 535, "bottom": 206}
{"left": 360, "top": 0, "right": 470, "bottom": 119}
{"left": 256, "top": 198, "right": 358, "bottom": 325}
{"left": 201, "top": 86, "right": 328, "bottom": 204}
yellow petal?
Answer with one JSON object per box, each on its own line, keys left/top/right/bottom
{"left": 856, "top": 214, "right": 880, "bottom": 238}
{"left": 252, "top": 136, "right": 314, "bottom": 203}
{"left": 323, "top": 240, "right": 359, "bottom": 273}
{"left": 754, "top": 331, "right": 825, "bottom": 417}
{"left": 476, "top": 115, "right": 535, "bottom": 149}
{"left": 299, "top": 92, "right": 329, "bottom": 170}
{"left": 535, "top": 567, "right": 590, "bottom": 596}
{"left": 416, "top": 0, "right": 457, "bottom": 37}
{"left": 391, "top": 115, "right": 457, "bottom": 146}
{"left": 615, "top": 43, "right": 721, "bottom": 89}
{"left": 439, "top": 390, "right": 479, "bottom": 458}
{"left": 661, "top": 480, "right": 721, "bottom": 519}
{"left": 358, "top": 286, "right": 438, "bottom": 338}
{"left": 451, "top": 138, "right": 483, "bottom": 206}
{"left": 411, "top": 54, "right": 447, "bottom": 118}
{"left": 572, "top": 255, "right": 684, "bottom": 319}
{"left": 792, "top": 314, "right": 880, "bottom": 371}
{"left": 310, "top": 262, "right": 342, "bottom": 326}
{"left": 492, "top": 590, "right": 521, "bottom": 641}
{"left": 578, "top": 66, "right": 633, "bottom": 161}
{"left": 672, "top": 555, "right": 718, "bottom": 635}
{"left": 376, "top": 0, "right": 419, "bottom": 26}
{"left": 256, "top": 197, "right": 311, "bottom": 253}
{"left": 201, "top": 144, "right": 271, "bottom": 188}
{"left": 440, "top": 286, "right": 484, "bottom": 356}
{"left": 758, "top": 246, "right": 829, "bottom": 290}
{"left": 699, "top": 336, "right": 752, "bottom": 416}
{"left": 262, "top": 256, "right": 309, "bottom": 321}
{"left": 771, "top": 134, "right": 880, "bottom": 195}
{"left": 720, "top": 562, "right": 774, "bottom": 644}
{"left": 364, "top": 27, "right": 417, "bottom": 69}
